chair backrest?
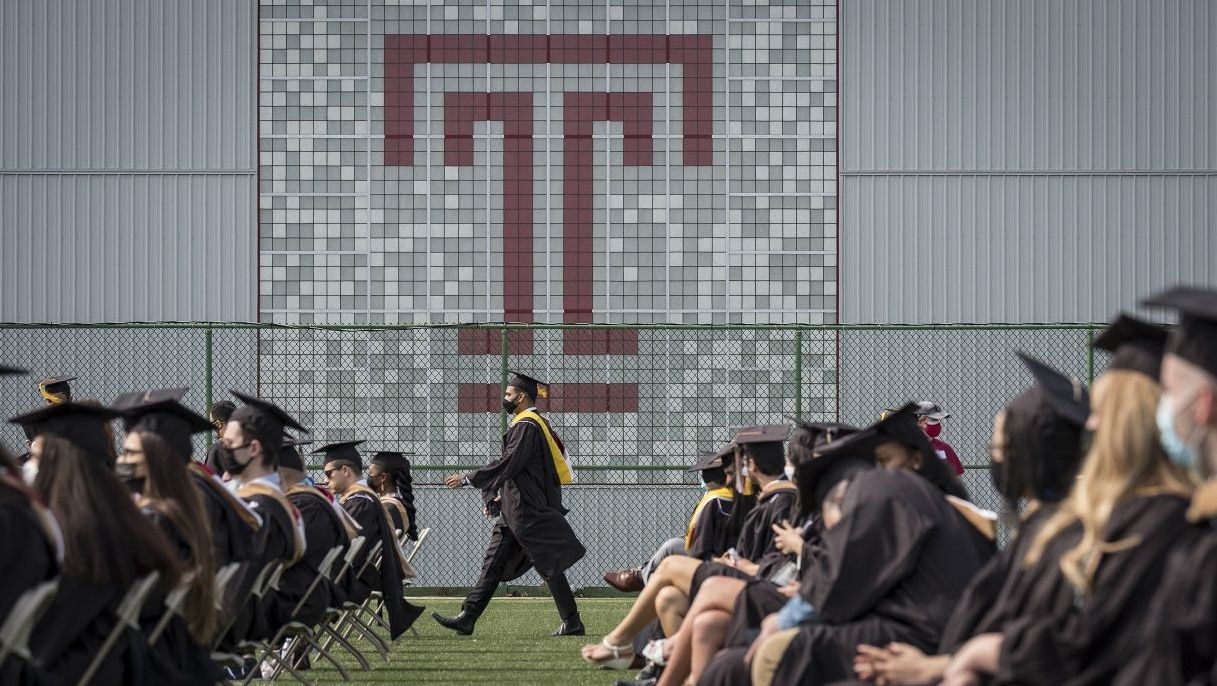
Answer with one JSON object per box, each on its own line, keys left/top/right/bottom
{"left": 356, "top": 540, "right": 383, "bottom": 579}
{"left": 263, "top": 561, "right": 288, "bottom": 594}
{"left": 406, "top": 528, "right": 431, "bottom": 564}
{"left": 115, "top": 571, "right": 162, "bottom": 629}
{"left": 146, "top": 573, "right": 195, "bottom": 647}
{"left": 0, "top": 579, "right": 59, "bottom": 665}
{"left": 290, "top": 545, "right": 344, "bottom": 618}
{"left": 329, "top": 535, "right": 365, "bottom": 585}
{"left": 211, "top": 562, "right": 242, "bottom": 611}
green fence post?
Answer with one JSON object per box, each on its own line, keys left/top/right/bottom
{"left": 204, "top": 325, "right": 214, "bottom": 449}
{"left": 1086, "top": 327, "right": 1095, "bottom": 385}
{"left": 500, "top": 325, "right": 510, "bottom": 435}
{"left": 794, "top": 329, "right": 803, "bottom": 419}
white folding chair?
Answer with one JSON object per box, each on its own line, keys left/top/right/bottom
{"left": 75, "top": 571, "right": 161, "bottom": 686}
{"left": 0, "top": 579, "right": 59, "bottom": 670}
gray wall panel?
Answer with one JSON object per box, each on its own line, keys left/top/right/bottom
{"left": 1, "top": 174, "right": 256, "bottom": 321}
{"left": 842, "top": 0, "right": 1217, "bottom": 324}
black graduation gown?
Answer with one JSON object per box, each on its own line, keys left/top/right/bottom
{"left": 685, "top": 494, "right": 734, "bottom": 560}
{"left": 689, "top": 483, "right": 799, "bottom": 598}
{"left": 936, "top": 505, "right": 1054, "bottom": 653}
{"left": 25, "top": 578, "right": 151, "bottom": 686}
{"left": 465, "top": 416, "right": 585, "bottom": 578}
{"left": 993, "top": 493, "right": 1190, "bottom": 686}
{"left": 0, "top": 484, "right": 58, "bottom": 620}
{"left": 1114, "top": 489, "right": 1217, "bottom": 686}
{"left": 224, "top": 489, "right": 299, "bottom": 645}
{"left": 139, "top": 509, "right": 225, "bottom": 686}
{"left": 277, "top": 487, "right": 348, "bottom": 628}
{"left": 188, "top": 464, "right": 257, "bottom": 567}
{"left": 340, "top": 488, "right": 414, "bottom": 640}
{"left": 769, "top": 469, "right": 993, "bottom": 686}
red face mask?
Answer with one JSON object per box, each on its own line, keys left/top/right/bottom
{"left": 924, "top": 422, "right": 942, "bottom": 438}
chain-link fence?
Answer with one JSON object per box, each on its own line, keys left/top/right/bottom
{"left": 0, "top": 322, "right": 1108, "bottom": 588}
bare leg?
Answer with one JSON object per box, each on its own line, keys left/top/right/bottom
{"left": 582, "top": 555, "right": 704, "bottom": 661}
{"left": 689, "top": 610, "right": 730, "bottom": 682}
{"left": 655, "top": 576, "right": 748, "bottom": 686}
{"left": 656, "top": 585, "right": 690, "bottom": 636}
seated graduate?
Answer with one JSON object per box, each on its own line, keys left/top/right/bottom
{"left": 218, "top": 391, "right": 308, "bottom": 647}
{"left": 203, "top": 399, "right": 236, "bottom": 475}
{"left": 581, "top": 425, "right": 795, "bottom": 669}
{"left": 746, "top": 415, "right": 994, "bottom": 686}
{"left": 603, "top": 444, "right": 738, "bottom": 594}
{"left": 12, "top": 401, "right": 183, "bottom": 685}
{"left": 0, "top": 441, "right": 61, "bottom": 622}
{"left": 1111, "top": 289, "right": 1217, "bottom": 686}
{"left": 642, "top": 422, "right": 857, "bottom": 686}
{"left": 942, "top": 338, "right": 1194, "bottom": 686}
{"left": 852, "top": 351, "right": 1094, "bottom": 685}
{"left": 367, "top": 450, "right": 415, "bottom": 539}
{"left": 318, "top": 441, "right": 424, "bottom": 640}
{"left": 112, "top": 388, "right": 224, "bottom": 685}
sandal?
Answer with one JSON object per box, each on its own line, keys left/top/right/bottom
{"left": 581, "top": 638, "right": 636, "bottom": 670}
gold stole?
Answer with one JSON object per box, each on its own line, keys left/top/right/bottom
{"left": 342, "top": 484, "right": 415, "bottom": 579}
{"left": 286, "top": 483, "right": 359, "bottom": 540}
{"left": 512, "top": 409, "right": 573, "bottom": 485}
{"left": 946, "top": 495, "right": 999, "bottom": 542}
{"left": 686, "top": 486, "right": 734, "bottom": 549}
{"left": 237, "top": 481, "right": 307, "bottom": 564}
{"left": 188, "top": 462, "right": 262, "bottom": 532}
{"left": 759, "top": 479, "right": 797, "bottom": 500}
{"left": 379, "top": 495, "right": 412, "bottom": 536}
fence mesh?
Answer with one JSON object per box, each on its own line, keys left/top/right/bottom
{"left": 0, "top": 322, "right": 1107, "bottom": 588}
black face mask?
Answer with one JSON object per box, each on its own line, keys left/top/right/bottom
{"left": 502, "top": 397, "right": 519, "bottom": 413}
{"left": 218, "top": 444, "right": 253, "bottom": 476}
{"left": 989, "top": 460, "right": 1018, "bottom": 503}
{"left": 115, "top": 462, "right": 146, "bottom": 495}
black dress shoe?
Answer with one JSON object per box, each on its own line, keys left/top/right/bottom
{"left": 551, "top": 616, "right": 586, "bottom": 636}
{"left": 432, "top": 610, "right": 477, "bottom": 635}
{"left": 612, "top": 679, "right": 656, "bottom": 686}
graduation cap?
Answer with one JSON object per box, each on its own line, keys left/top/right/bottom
{"left": 9, "top": 401, "right": 122, "bottom": 458}
{"left": 788, "top": 417, "right": 858, "bottom": 450}
{"left": 311, "top": 440, "right": 364, "bottom": 468}
{"left": 229, "top": 390, "right": 308, "bottom": 456}
{"left": 38, "top": 375, "right": 76, "bottom": 405}
{"left": 1092, "top": 313, "right": 1169, "bottom": 380}
{"left": 732, "top": 424, "right": 789, "bottom": 446}
{"left": 112, "top": 387, "right": 212, "bottom": 461}
{"left": 797, "top": 427, "right": 879, "bottom": 508}
{"left": 1017, "top": 353, "right": 1091, "bottom": 428}
{"left": 686, "top": 449, "right": 725, "bottom": 473}
{"left": 278, "top": 436, "right": 314, "bottom": 472}
{"left": 507, "top": 370, "right": 549, "bottom": 399}
{"left": 872, "top": 403, "right": 937, "bottom": 457}
{"left": 1142, "top": 286, "right": 1217, "bottom": 378}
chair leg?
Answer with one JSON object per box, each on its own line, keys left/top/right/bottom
{"left": 318, "top": 623, "right": 372, "bottom": 672}
{"left": 299, "top": 632, "right": 350, "bottom": 682}
{"left": 260, "top": 644, "right": 313, "bottom": 686}
{"left": 238, "top": 639, "right": 273, "bottom": 686}
{"left": 345, "top": 614, "right": 390, "bottom": 658}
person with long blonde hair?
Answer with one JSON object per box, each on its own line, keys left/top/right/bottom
{"left": 944, "top": 359, "right": 1193, "bottom": 686}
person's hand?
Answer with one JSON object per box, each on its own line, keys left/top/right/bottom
{"left": 853, "top": 644, "right": 887, "bottom": 682}
{"left": 744, "top": 612, "right": 782, "bottom": 666}
{"left": 444, "top": 473, "right": 466, "bottom": 489}
{"left": 771, "top": 520, "right": 804, "bottom": 555}
{"left": 855, "top": 642, "right": 946, "bottom": 685}
{"left": 942, "top": 633, "right": 1002, "bottom": 686}
{"left": 779, "top": 579, "right": 799, "bottom": 598}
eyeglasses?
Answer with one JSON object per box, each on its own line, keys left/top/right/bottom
{"left": 323, "top": 467, "right": 343, "bottom": 479}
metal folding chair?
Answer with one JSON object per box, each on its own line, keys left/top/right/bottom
{"left": 311, "top": 537, "right": 375, "bottom": 672}
{"left": 146, "top": 571, "right": 194, "bottom": 646}
{"left": 0, "top": 579, "right": 59, "bottom": 671}
{"left": 75, "top": 571, "right": 161, "bottom": 686}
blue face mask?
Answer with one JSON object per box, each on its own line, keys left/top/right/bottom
{"left": 1156, "top": 395, "right": 1199, "bottom": 471}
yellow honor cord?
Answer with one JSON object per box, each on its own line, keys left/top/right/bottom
{"left": 512, "top": 409, "right": 571, "bottom": 485}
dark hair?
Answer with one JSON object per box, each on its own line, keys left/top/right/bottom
{"left": 209, "top": 400, "right": 236, "bottom": 426}
{"left": 909, "top": 443, "right": 969, "bottom": 500}
{"left": 34, "top": 436, "right": 181, "bottom": 589}
{"left": 231, "top": 417, "right": 281, "bottom": 469}
{"left": 138, "top": 432, "right": 217, "bottom": 644}
{"left": 789, "top": 435, "right": 819, "bottom": 520}
{"left": 1001, "top": 387, "right": 1084, "bottom": 508}
{"left": 743, "top": 442, "right": 786, "bottom": 477}
{"left": 701, "top": 466, "right": 727, "bottom": 485}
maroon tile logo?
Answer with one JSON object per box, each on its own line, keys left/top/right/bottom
{"left": 383, "top": 34, "right": 714, "bottom": 412}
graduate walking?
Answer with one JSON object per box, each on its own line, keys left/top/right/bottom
{"left": 436, "top": 371, "right": 587, "bottom": 636}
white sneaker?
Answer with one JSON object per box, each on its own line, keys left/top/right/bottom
{"left": 641, "top": 638, "right": 667, "bottom": 666}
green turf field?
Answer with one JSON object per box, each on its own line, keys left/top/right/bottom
{"left": 307, "top": 597, "right": 635, "bottom": 685}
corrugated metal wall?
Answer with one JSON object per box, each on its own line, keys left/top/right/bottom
{"left": 0, "top": 0, "right": 257, "bottom": 322}
{"left": 841, "top": 0, "right": 1217, "bottom": 324}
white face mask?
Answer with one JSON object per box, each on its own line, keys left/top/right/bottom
{"left": 21, "top": 459, "right": 38, "bottom": 485}
{"left": 783, "top": 464, "right": 796, "bottom": 480}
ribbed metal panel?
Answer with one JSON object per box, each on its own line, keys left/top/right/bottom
{"left": 0, "top": 0, "right": 255, "bottom": 171}
{"left": 842, "top": 0, "right": 1217, "bottom": 173}
{"left": 842, "top": 174, "right": 1217, "bottom": 323}
{"left": 1, "top": 174, "right": 256, "bottom": 322}
{"left": 841, "top": 0, "right": 1217, "bottom": 323}
{"left": 0, "top": 0, "right": 256, "bottom": 322}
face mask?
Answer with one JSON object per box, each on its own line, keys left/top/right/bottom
{"left": 989, "top": 460, "right": 1016, "bottom": 502}
{"left": 783, "top": 464, "right": 796, "bottom": 481}
{"left": 924, "top": 423, "right": 942, "bottom": 438}
{"left": 502, "top": 397, "right": 518, "bottom": 413}
{"left": 1157, "top": 395, "right": 1201, "bottom": 472}
{"left": 21, "top": 459, "right": 38, "bottom": 485}
{"left": 114, "top": 462, "right": 146, "bottom": 495}
{"left": 218, "top": 444, "right": 252, "bottom": 476}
